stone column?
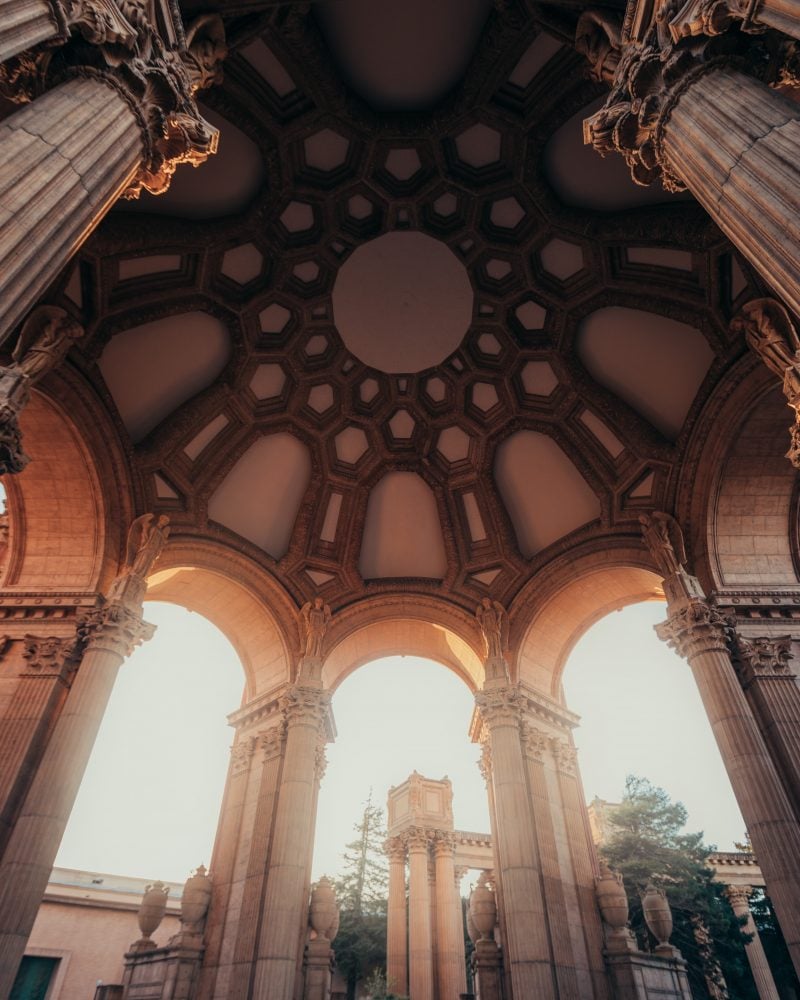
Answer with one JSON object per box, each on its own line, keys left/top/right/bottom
{"left": 582, "top": 11, "right": 800, "bottom": 320}
{"left": 386, "top": 835, "right": 408, "bottom": 997}
{"left": 730, "top": 633, "right": 800, "bottom": 820}
{"left": 0, "top": 11, "right": 224, "bottom": 341}
{"left": 726, "top": 886, "right": 780, "bottom": 1000}
{"left": 0, "top": 634, "right": 78, "bottom": 857}
{"left": 475, "top": 684, "right": 555, "bottom": 999}
{"left": 640, "top": 513, "right": 800, "bottom": 978}
{"left": 0, "top": 599, "right": 154, "bottom": 995}
{"left": 667, "top": 0, "right": 800, "bottom": 45}
{"left": 407, "top": 827, "right": 434, "bottom": 1000}
{"left": 433, "top": 832, "right": 468, "bottom": 1000}
{"left": 0, "top": 0, "right": 66, "bottom": 64}
{"left": 251, "top": 684, "right": 333, "bottom": 1000}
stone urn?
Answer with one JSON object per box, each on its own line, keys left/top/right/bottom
{"left": 181, "top": 865, "right": 212, "bottom": 929}
{"left": 595, "top": 866, "right": 629, "bottom": 932}
{"left": 466, "top": 906, "right": 478, "bottom": 945}
{"left": 469, "top": 876, "right": 497, "bottom": 940}
{"left": 138, "top": 881, "right": 169, "bottom": 940}
{"left": 641, "top": 885, "right": 673, "bottom": 947}
{"left": 309, "top": 877, "right": 339, "bottom": 941}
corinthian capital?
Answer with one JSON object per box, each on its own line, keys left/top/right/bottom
{"left": 581, "top": 4, "right": 783, "bottom": 192}
{"left": 654, "top": 599, "right": 732, "bottom": 659}
{"left": 733, "top": 634, "right": 794, "bottom": 681}
{"left": 405, "top": 826, "right": 431, "bottom": 852}
{"left": 384, "top": 836, "right": 407, "bottom": 863}
{"left": 22, "top": 634, "right": 79, "bottom": 675}
{"left": 78, "top": 600, "right": 156, "bottom": 658}
{"left": 280, "top": 684, "right": 332, "bottom": 729}
{"left": 475, "top": 684, "right": 522, "bottom": 728}
{"left": 432, "top": 830, "right": 457, "bottom": 856}
{"left": 0, "top": 4, "right": 225, "bottom": 200}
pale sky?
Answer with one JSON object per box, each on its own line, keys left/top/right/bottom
{"left": 55, "top": 599, "right": 745, "bottom": 886}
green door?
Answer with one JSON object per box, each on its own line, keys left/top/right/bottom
{"left": 10, "top": 956, "right": 58, "bottom": 1000}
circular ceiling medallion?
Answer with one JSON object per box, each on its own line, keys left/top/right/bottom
{"left": 332, "top": 231, "right": 473, "bottom": 373}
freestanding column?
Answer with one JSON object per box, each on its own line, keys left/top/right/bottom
{"left": 726, "top": 887, "right": 780, "bottom": 1000}
{"left": 641, "top": 513, "right": 800, "bottom": 978}
{"left": 475, "top": 684, "right": 555, "bottom": 999}
{"left": 582, "top": 8, "right": 800, "bottom": 319}
{"left": 407, "top": 828, "right": 434, "bottom": 1000}
{"left": 0, "top": 512, "right": 167, "bottom": 997}
{"left": 433, "top": 832, "right": 468, "bottom": 1000}
{"left": 0, "top": 0, "right": 66, "bottom": 63}
{"left": 386, "top": 836, "right": 408, "bottom": 996}
{"left": 0, "top": 11, "right": 224, "bottom": 341}
{"left": 252, "top": 684, "right": 333, "bottom": 1000}
{"left": 730, "top": 632, "right": 800, "bottom": 820}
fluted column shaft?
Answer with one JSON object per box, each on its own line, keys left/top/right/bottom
{"left": 0, "top": 0, "right": 66, "bottom": 63}
{"left": 386, "top": 839, "right": 408, "bottom": 996}
{"left": 753, "top": 0, "right": 800, "bottom": 39}
{"left": 0, "top": 602, "right": 151, "bottom": 997}
{"left": 252, "top": 685, "right": 331, "bottom": 1000}
{"left": 476, "top": 685, "right": 555, "bottom": 1000}
{"left": 434, "top": 836, "right": 467, "bottom": 1000}
{"left": 0, "top": 74, "right": 143, "bottom": 338}
{"left": 727, "top": 887, "right": 780, "bottom": 1000}
{"left": 662, "top": 67, "right": 800, "bottom": 318}
{"left": 657, "top": 598, "right": 800, "bottom": 977}
{"left": 407, "top": 831, "right": 434, "bottom": 1000}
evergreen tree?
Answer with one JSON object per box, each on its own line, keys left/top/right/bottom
{"left": 332, "top": 794, "right": 389, "bottom": 1000}
{"left": 600, "top": 776, "right": 756, "bottom": 999}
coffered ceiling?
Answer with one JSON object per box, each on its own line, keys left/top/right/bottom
{"left": 51, "top": 0, "right": 760, "bottom": 612}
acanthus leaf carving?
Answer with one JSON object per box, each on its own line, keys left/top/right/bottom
{"left": 280, "top": 683, "right": 331, "bottom": 731}
{"left": 732, "top": 634, "right": 794, "bottom": 681}
{"left": 384, "top": 836, "right": 407, "bottom": 863}
{"left": 475, "top": 685, "right": 522, "bottom": 729}
{"left": 21, "top": 634, "right": 79, "bottom": 675}
{"left": 550, "top": 737, "right": 578, "bottom": 777}
{"left": 520, "top": 721, "right": 548, "bottom": 762}
{"left": 654, "top": 599, "right": 733, "bottom": 660}
{"left": 230, "top": 736, "right": 256, "bottom": 775}
{"left": 78, "top": 599, "right": 156, "bottom": 659}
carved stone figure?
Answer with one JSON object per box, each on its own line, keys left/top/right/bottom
{"left": 11, "top": 306, "right": 83, "bottom": 384}
{"left": 107, "top": 513, "right": 170, "bottom": 606}
{"left": 184, "top": 15, "right": 228, "bottom": 93}
{"left": 475, "top": 598, "right": 508, "bottom": 662}
{"left": 639, "top": 511, "right": 688, "bottom": 578}
{"left": 575, "top": 10, "right": 623, "bottom": 82}
{"left": 300, "top": 597, "right": 331, "bottom": 661}
{"left": 733, "top": 298, "right": 800, "bottom": 392}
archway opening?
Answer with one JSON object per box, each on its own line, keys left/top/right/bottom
{"left": 55, "top": 602, "right": 245, "bottom": 882}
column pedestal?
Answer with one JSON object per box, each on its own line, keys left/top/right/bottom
{"left": 726, "top": 886, "right": 780, "bottom": 1000}
{"left": 472, "top": 939, "right": 504, "bottom": 1000}
{"left": 302, "top": 937, "right": 333, "bottom": 1000}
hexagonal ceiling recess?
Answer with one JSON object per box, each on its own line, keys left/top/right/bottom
{"left": 63, "top": 0, "right": 753, "bottom": 614}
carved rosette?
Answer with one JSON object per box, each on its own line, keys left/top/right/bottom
{"left": 0, "top": 5, "right": 226, "bottom": 199}
{"left": 21, "top": 634, "right": 78, "bottom": 675}
{"left": 654, "top": 599, "right": 732, "bottom": 660}
{"left": 520, "top": 721, "right": 548, "bottom": 762}
{"left": 581, "top": 3, "right": 790, "bottom": 191}
{"left": 78, "top": 600, "right": 156, "bottom": 658}
{"left": 733, "top": 634, "right": 794, "bottom": 683}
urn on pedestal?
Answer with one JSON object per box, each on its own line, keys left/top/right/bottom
{"left": 132, "top": 881, "right": 169, "bottom": 952}
{"left": 642, "top": 884, "right": 676, "bottom": 955}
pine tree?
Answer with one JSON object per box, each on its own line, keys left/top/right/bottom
{"left": 600, "top": 776, "right": 756, "bottom": 999}
{"left": 332, "top": 793, "right": 390, "bottom": 1000}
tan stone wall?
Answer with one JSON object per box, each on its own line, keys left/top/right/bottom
{"left": 25, "top": 900, "right": 180, "bottom": 1000}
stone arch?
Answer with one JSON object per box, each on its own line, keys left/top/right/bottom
{"left": 145, "top": 535, "right": 298, "bottom": 701}
{"left": 3, "top": 380, "right": 132, "bottom": 593}
{"left": 321, "top": 594, "right": 485, "bottom": 692}
{"left": 511, "top": 541, "right": 664, "bottom": 698}
{"left": 679, "top": 357, "right": 799, "bottom": 594}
